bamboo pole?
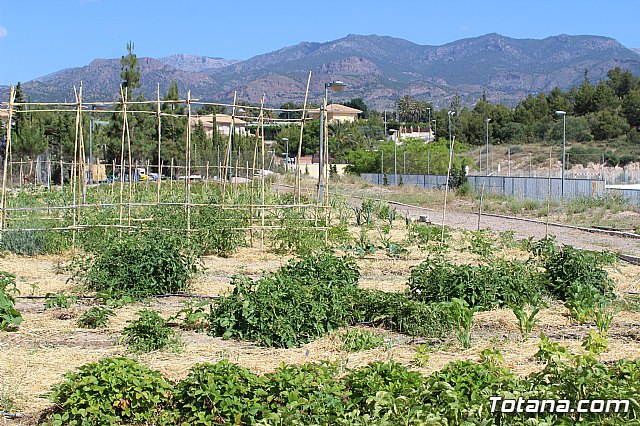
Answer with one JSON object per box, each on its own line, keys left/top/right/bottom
{"left": 441, "top": 136, "right": 455, "bottom": 245}
{"left": 156, "top": 83, "right": 162, "bottom": 204}
{"left": 296, "top": 71, "right": 312, "bottom": 203}
{"left": 118, "top": 86, "right": 127, "bottom": 229}
{"left": 126, "top": 106, "right": 133, "bottom": 228}
{"left": 260, "top": 100, "right": 266, "bottom": 249}
{"left": 222, "top": 91, "right": 237, "bottom": 200}
{"left": 185, "top": 90, "right": 192, "bottom": 238}
{"left": 71, "top": 84, "right": 82, "bottom": 247}
{"left": 0, "top": 85, "right": 15, "bottom": 233}
{"left": 250, "top": 95, "right": 265, "bottom": 248}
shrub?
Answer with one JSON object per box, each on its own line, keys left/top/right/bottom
{"left": 172, "top": 361, "right": 265, "bottom": 425}
{"left": 122, "top": 310, "right": 180, "bottom": 353}
{"left": 261, "top": 362, "right": 349, "bottom": 423}
{"left": 351, "top": 290, "right": 453, "bottom": 338}
{"left": 0, "top": 230, "right": 48, "bottom": 256}
{"left": 79, "top": 232, "right": 199, "bottom": 299}
{"left": 48, "top": 357, "right": 172, "bottom": 425}
{"left": 407, "top": 257, "right": 542, "bottom": 310}
{"left": 541, "top": 245, "right": 616, "bottom": 301}
{"left": 76, "top": 306, "right": 114, "bottom": 329}
{"left": 0, "top": 271, "right": 22, "bottom": 331}
{"left": 339, "top": 328, "right": 384, "bottom": 352}
{"left": 209, "top": 251, "right": 360, "bottom": 348}
{"left": 345, "top": 361, "right": 425, "bottom": 413}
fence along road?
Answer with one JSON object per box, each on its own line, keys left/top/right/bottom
{"left": 361, "top": 173, "right": 607, "bottom": 201}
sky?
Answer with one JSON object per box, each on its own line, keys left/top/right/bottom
{"left": 1, "top": 0, "right": 640, "bottom": 84}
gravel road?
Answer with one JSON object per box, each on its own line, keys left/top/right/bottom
{"left": 390, "top": 202, "right": 640, "bottom": 257}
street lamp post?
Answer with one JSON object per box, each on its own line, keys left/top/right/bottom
{"left": 448, "top": 111, "right": 455, "bottom": 158}
{"left": 427, "top": 107, "right": 431, "bottom": 141}
{"left": 389, "top": 129, "right": 398, "bottom": 184}
{"left": 282, "top": 137, "right": 289, "bottom": 172}
{"left": 555, "top": 110, "right": 567, "bottom": 198}
{"left": 432, "top": 119, "right": 437, "bottom": 142}
{"left": 319, "top": 80, "right": 346, "bottom": 201}
{"left": 485, "top": 118, "right": 491, "bottom": 175}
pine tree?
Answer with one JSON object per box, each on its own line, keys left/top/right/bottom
{"left": 120, "top": 41, "right": 140, "bottom": 99}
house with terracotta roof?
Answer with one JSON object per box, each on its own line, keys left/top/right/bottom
{"left": 308, "top": 104, "right": 362, "bottom": 123}
{"left": 190, "top": 114, "right": 248, "bottom": 137}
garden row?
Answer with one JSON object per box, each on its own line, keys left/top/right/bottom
{"left": 45, "top": 342, "right": 640, "bottom": 425}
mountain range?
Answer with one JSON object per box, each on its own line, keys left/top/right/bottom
{"left": 2, "top": 33, "right": 640, "bottom": 109}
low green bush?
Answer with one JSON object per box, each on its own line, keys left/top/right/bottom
{"left": 77, "top": 232, "right": 199, "bottom": 299}
{"left": 339, "top": 328, "right": 384, "bottom": 352}
{"left": 171, "top": 361, "right": 265, "bottom": 425}
{"left": 122, "top": 310, "right": 180, "bottom": 353}
{"left": 407, "top": 257, "right": 542, "bottom": 309}
{"left": 48, "top": 357, "right": 172, "bottom": 425}
{"left": 76, "top": 306, "right": 114, "bottom": 329}
{"left": 0, "top": 271, "right": 22, "bottom": 330}
{"left": 209, "top": 251, "right": 360, "bottom": 348}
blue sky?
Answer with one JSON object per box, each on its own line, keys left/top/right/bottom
{"left": 1, "top": 0, "right": 640, "bottom": 84}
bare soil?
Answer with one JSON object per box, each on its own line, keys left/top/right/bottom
{"left": 1, "top": 212, "right": 640, "bottom": 424}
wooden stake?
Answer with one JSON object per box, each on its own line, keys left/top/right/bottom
{"left": 296, "top": 71, "right": 312, "bottom": 203}
{"left": 118, "top": 86, "right": 127, "bottom": 229}
{"left": 157, "top": 83, "right": 162, "bottom": 204}
{"left": 0, "top": 85, "right": 15, "bottom": 233}
{"left": 441, "top": 136, "right": 455, "bottom": 245}
{"left": 185, "top": 90, "right": 192, "bottom": 238}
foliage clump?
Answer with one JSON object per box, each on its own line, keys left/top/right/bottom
{"left": 0, "top": 271, "right": 22, "bottom": 330}
{"left": 48, "top": 357, "right": 172, "bottom": 426}
{"left": 209, "top": 251, "right": 360, "bottom": 348}
{"left": 122, "top": 309, "right": 180, "bottom": 353}
{"left": 75, "top": 232, "right": 199, "bottom": 299}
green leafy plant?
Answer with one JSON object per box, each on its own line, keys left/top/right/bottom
{"left": 209, "top": 251, "right": 360, "bottom": 348}
{"left": 512, "top": 304, "right": 543, "bottom": 341}
{"left": 593, "top": 300, "right": 619, "bottom": 335}
{"left": 44, "top": 293, "right": 78, "bottom": 310}
{"left": 0, "top": 271, "right": 22, "bottom": 331}
{"left": 76, "top": 306, "right": 114, "bottom": 329}
{"left": 0, "top": 229, "right": 48, "bottom": 255}
{"left": 413, "top": 344, "right": 431, "bottom": 367}
{"left": 582, "top": 330, "right": 609, "bottom": 355}
{"left": 534, "top": 333, "right": 572, "bottom": 362}
{"left": 48, "top": 357, "right": 172, "bottom": 425}
{"left": 76, "top": 232, "right": 199, "bottom": 300}
{"left": 442, "top": 298, "right": 478, "bottom": 349}
{"left": 466, "top": 230, "right": 496, "bottom": 258}
{"left": 170, "top": 299, "right": 210, "bottom": 331}
{"left": 564, "top": 282, "right": 607, "bottom": 324}
{"left": 339, "top": 328, "right": 384, "bottom": 352}
{"left": 122, "top": 309, "right": 180, "bottom": 353}
{"left": 408, "top": 257, "right": 542, "bottom": 310}
{"left": 172, "top": 361, "right": 265, "bottom": 425}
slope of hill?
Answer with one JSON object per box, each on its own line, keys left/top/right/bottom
{"left": 2, "top": 33, "right": 639, "bottom": 108}
{"left": 158, "top": 54, "right": 237, "bottom": 72}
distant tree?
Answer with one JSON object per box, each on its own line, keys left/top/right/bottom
{"left": 343, "top": 98, "right": 368, "bottom": 118}
{"left": 198, "top": 103, "right": 226, "bottom": 116}
{"left": 120, "top": 41, "right": 141, "bottom": 99}
{"left": 622, "top": 89, "right": 640, "bottom": 128}
{"left": 573, "top": 76, "right": 597, "bottom": 116}
{"left": 607, "top": 67, "right": 639, "bottom": 99}
{"left": 588, "top": 110, "right": 629, "bottom": 141}
{"left": 278, "top": 102, "right": 303, "bottom": 120}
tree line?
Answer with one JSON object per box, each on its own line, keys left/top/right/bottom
{"left": 4, "top": 41, "right": 640, "bottom": 177}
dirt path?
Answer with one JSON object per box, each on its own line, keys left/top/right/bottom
{"left": 391, "top": 203, "right": 640, "bottom": 257}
